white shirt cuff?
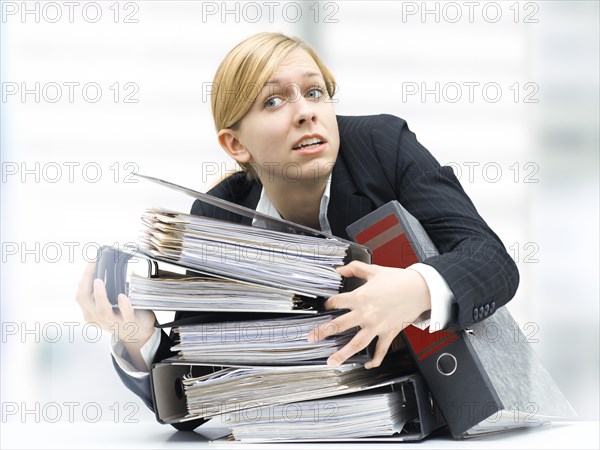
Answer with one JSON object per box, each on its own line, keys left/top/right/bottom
{"left": 407, "top": 263, "right": 454, "bottom": 333}
{"left": 110, "top": 327, "right": 162, "bottom": 377}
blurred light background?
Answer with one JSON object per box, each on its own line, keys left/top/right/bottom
{"left": 1, "top": 0, "right": 598, "bottom": 442}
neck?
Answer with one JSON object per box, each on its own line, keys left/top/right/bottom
{"left": 262, "top": 176, "right": 329, "bottom": 229}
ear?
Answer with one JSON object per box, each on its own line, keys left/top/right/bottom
{"left": 217, "top": 129, "right": 253, "bottom": 164}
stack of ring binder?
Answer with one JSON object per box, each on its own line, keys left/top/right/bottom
{"left": 97, "top": 174, "right": 446, "bottom": 442}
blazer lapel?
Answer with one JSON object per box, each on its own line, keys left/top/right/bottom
{"left": 327, "top": 154, "right": 374, "bottom": 240}
{"left": 237, "top": 181, "right": 262, "bottom": 226}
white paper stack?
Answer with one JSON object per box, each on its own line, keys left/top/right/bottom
{"left": 181, "top": 363, "right": 398, "bottom": 419}
{"left": 171, "top": 313, "right": 358, "bottom": 364}
{"left": 225, "top": 388, "right": 419, "bottom": 442}
{"left": 128, "top": 272, "right": 310, "bottom": 313}
{"left": 139, "top": 208, "right": 349, "bottom": 298}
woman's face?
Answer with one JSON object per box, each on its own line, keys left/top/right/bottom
{"left": 230, "top": 48, "right": 340, "bottom": 184}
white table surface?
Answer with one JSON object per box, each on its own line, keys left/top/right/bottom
{"left": 1, "top": 420, "right": 598, "bottom": 449}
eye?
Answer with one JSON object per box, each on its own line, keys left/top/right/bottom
{"left": 264, "top": 96, "right": 284, "bottom": 109}
{"left": 306, "top": 88, "right": 324, "bottom": 100}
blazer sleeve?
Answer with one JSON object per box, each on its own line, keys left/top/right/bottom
{"left": 375, "top": 114, "right": 520, "bottom": 329}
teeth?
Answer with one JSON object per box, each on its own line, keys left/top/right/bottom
{"left": 294, "top": 137, "right": 323, "bottom": 149}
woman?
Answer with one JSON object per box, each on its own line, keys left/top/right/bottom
{"left": 76, "top": 32, "right": 519, "bottom": 424}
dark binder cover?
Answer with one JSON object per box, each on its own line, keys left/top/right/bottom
{"left": 346, "top": 200, "right": 576, "bottom": 437}
{"left": 150, "top": 360, "right": 444, "bottom": 441}
{"left": 96, "top": 174, "right": 373, "bottom": 307}
{"left": 134, "top": 174, "right": 371, "bottom": 290}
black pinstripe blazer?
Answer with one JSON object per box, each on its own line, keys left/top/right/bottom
{"left": 186, "top": 113, "right": 519, "bottom": 326}
{"left": 113, "top": 114, "right": 519, "bottom": 425}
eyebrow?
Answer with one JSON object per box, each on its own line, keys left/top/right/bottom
{"left": 263, "top": 71, "right": 323, "bottom": 86}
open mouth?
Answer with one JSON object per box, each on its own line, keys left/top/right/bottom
{"left": 292, "top": 137, "right": 325, "bottom": 151}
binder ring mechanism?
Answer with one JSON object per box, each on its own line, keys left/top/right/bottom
{"left": 95, "top": 245, "right": 157, "bottom": 308}
{"left": 436, "top": 353, "right": 457, "bottom": 376}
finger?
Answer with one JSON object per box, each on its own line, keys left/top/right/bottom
{"left": 118, "top": 294, "right": 142, "bottom": 344}
{"left": 93, "top": 278, "right": 118, "bottom": 325}
{"left": 117, "top": 294, "right": 136, "bottom": 324}
{"left": 364, "top": 332, "right": 396, "bottom": 369}
{"left": 336, "top": 261, "right": 376, "bottom": 280}
{"left": 82, "top": 260, "right": 96, "bottom": 280}
{"left": 75, "top": 262, "right": 97, "bottom": 306}
{"left": 324, "top": 292, "right": 353, "bottom": 310}
{"left": 307, "top": 310, "right": 360, "bottom": 343}
{"left": 327, "top": 329, "right": 375, "bottom": 368}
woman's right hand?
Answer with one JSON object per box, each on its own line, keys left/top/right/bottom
{"left": 75, "top": 261, "right": 157, "bottom": 371}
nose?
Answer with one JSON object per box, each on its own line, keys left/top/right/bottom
{"left": 293, "top": 96, "right": 317, "bottom": 127}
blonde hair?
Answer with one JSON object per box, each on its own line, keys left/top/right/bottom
{"left": 211, "top": 32, "right": 337, "bottom": 179}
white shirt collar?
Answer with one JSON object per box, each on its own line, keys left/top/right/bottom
{"left": 252, "top": 174, "right": 332, "bottom": 235}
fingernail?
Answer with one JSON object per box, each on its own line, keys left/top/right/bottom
{"left": 327, "top": 357, "right": 340, "bottom": 368}
{"left": 307, "top": 332, "right": 315, "bottom": 343}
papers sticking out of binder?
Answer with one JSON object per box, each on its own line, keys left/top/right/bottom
{"left": 171, "top": 311, "right": 362, "bottom": 365}
{"left": 181, "top": 362, "right": 399, "bottom": 419}
{"left": 133, "top": 173, "right": 372, "bottom": 293}
{"left": 346, "top": 200, "right": 577, "bottom": 438}
{"left": 127, "top": 271, "right": 312, "bottom": 313}
{"left": 139, "top": 208, "right": 349, "bottom": 298}
{"left": 96, "top": 245, "right": 319, "bottom": 314}
{"left": 97, "top": 174, "right": 372, "bottom": 312}
{"left": 224, "top": 385, "right": 419, "bottom": 442}
{"left": 151, "top": 362, "right": 388, "bottom": 422}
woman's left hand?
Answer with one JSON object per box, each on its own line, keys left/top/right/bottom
{"left": 307, "top": 261, "right": 431, "bottom": 369}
